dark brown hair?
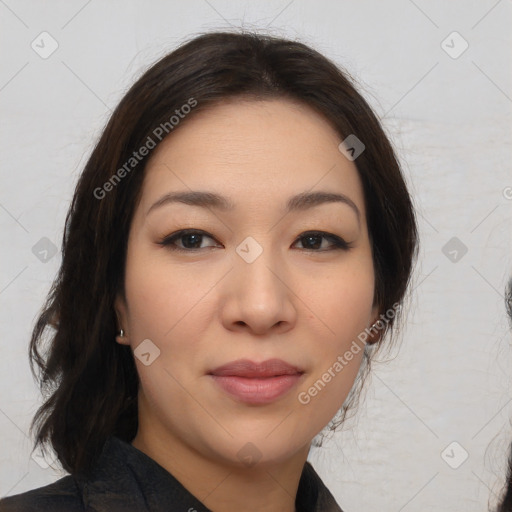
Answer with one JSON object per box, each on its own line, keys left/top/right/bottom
{"left": 29, "top": 30, "right": 418, "bottom": 474}
{"left": 497, "top": 278, "right": 512, "bottom": 512}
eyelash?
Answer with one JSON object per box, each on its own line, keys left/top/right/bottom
{"left": 157, "top": 229, "right": 352, "bottom": 253}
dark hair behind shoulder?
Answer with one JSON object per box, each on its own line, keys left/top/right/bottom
{"left": 29, "top": 30, "right": 418, "bottom": 474}
{"left": 501, "top": 443, "right": 512, "bottom": 511}
{"left": 497, "top": 278, "right": 512, "bottom": 511}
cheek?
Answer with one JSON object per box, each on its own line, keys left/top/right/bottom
{"left": 122, "top": 252, "right": 220, "bottom": 398}
{"left": 123, "top": 251, "right": 216, "bottom": 340}
{"left": 294, "top": 258, "right": 374, "bottom": 417}
{"left": 295, "top": 293, "right": 370, "bottom": 434}
{"left": 123, "top": 255, "right": 210, "bottom": 414}
{"left": 303, "top": 258, "right": 375, "bottom": 344}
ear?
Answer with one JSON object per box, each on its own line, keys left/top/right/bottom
{"left": 114, "top": 293, "right": 130, "bottom": 346}
{"left": 366, "top": 303, "right": 382, "bottom": 345}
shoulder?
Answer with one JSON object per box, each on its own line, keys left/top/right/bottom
{"left": 298, "top": 462, "right": 344, "bottom": 512}
{"left": 0, "top": 437, "right": 156, "bottom": 512}
{"left": 0, "top": 475, "right": 83, "bottom": 511}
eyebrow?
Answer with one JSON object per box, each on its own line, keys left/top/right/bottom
{"left": 146, "top": 190, "right": 360, "bottom": 222}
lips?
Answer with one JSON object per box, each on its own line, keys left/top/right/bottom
{"left": 209, "top": 358, "right": 303, "bottom": 378}
{"left": 209, "top": 359, "right": 304, "bottom": 405}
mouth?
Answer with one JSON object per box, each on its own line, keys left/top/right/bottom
{"left": 208, "top": 359, "right": 305, "bottom": 405}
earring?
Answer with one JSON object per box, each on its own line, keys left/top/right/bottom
{"left": 118, "top": 329, "right": 124, "bottom": 338}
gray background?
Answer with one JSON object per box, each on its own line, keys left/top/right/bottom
{"left": 1, "top": 1, "right": 511, "bottom": 511}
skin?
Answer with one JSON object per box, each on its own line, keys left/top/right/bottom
{"left": 115, "top": 98, "right": 379, "bottom": 512}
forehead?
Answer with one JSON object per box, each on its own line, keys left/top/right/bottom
{"left": 138, "top": 98, "right": 365, "bottom": 218}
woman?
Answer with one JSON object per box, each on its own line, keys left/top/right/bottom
{"left": 0, "top": 31, "right": 418, "bottom": 511}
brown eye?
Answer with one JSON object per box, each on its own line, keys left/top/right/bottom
{"left": 159, "top": 230, "right": 219, "bottom": 251}
{"left": 293, "top": 231, "right": 351, "bottom": 251}
{"left": 158, "top": 229, "right": 352, "bottom": 253}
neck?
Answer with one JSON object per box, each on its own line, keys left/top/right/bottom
{"left": 131, "top": 426, "right": 310, "bottom": 512}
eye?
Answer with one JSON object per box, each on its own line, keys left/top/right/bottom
{"left": 292, "top": 231, "right": 352, "bottom": 252}
{"left": 158, "top": 229, "right": 220, "bottom": 251}
{"left": 158, "top": 229, "right": 352, "bottom": 253}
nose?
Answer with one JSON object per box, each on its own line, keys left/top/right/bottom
{"left": 219, "top": 244, "right": 297, "bottom": 336}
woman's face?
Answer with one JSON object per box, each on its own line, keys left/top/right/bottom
{"left": 116, "top": 98, "right": 378, "bottom": 468}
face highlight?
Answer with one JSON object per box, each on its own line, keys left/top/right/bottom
{"left": 115, "top": 98, "right": 378, "bottom": 469}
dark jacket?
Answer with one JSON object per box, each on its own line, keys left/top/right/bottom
{"left": 0, "top": 436, "right": 343, "bottom": 511}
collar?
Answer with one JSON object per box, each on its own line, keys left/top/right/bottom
{"left": 78, "top": 436, "right": 343, "bottom": 512}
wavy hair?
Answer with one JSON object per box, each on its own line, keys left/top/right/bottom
{"left": 29, "top": 30, "right": 419, "bottom": 474}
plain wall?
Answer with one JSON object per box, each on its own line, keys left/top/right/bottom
{"left": 1, "top": 1, "right": 511, "bottom": 511}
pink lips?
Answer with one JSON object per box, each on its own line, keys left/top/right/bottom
{"left": 209, "top": 359, "right": 304, "bottom": 405}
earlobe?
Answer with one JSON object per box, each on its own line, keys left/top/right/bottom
{"left": 366, "top": 305, "right": 382, "bottom": 345}
{"left": 115, "top": 328, "right": 129, "bottom": 345}
{"left": 366, "top": 323, "right": 381, "bottom": 345}
{"left": 114, "top": 294, "right": 130, "bottom": 345}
